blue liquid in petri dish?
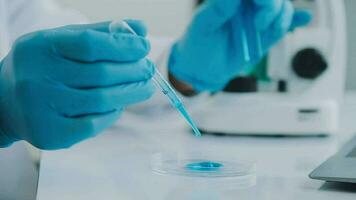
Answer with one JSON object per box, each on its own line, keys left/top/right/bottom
{"left": 186, "top": 161, "right": 224, "bottom": 172}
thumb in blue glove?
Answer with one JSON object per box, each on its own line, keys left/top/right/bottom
{"left": 0, "top": 20, "right": 155, "bottom": 150}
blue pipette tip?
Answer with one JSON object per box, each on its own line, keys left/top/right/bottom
{"left": 186, "top": 161, "right": 224, "bottom": 172}
{"left": 191, "top": 126, "right": 202, "bottom": 137}
{"left": 110, "top": 20, "right": 202, "bottom": 138}
{"left": 176, "top": 105, "right": 202, "bottom": 137}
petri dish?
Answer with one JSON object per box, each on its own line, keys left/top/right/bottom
{"left": 151, "top": 152, "right": 256, "bottom": 188}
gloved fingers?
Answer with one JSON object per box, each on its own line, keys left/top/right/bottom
{"left": 253, "top": 0, "right": 284, "bottom": 31}
{"left": 269, "top": 0, "right": 294, "bottom": 38}
{"left": 46, "top": 80, "right": 155, "bottom": 118}
{"left": 243, "top": 4, "right": 265, "bottom": 62}
{"left": 49, "top": 59, "right": 155, "bottom": 89}
{"left": 48, "top": 29, "right": 150, "bottom": 62}
{"left": 69, "top": 109, "right": 122, "bottom": 138}
{"left": 36, "top": 110, "right": 122, "bottom": 150}
{"left": 260, "top": 4, "right": 310, "bottom": 50}
{"left": 289, "top": 10, "right": 313, "bottom": 31}
{"left": 230, "top": 13, "right": 248, "bottom": 63}
{"left": 191, "top": 0, "right": 240, "bottom": 32}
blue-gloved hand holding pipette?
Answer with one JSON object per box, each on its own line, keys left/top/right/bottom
{"left": 0, "top": 21, "right": 155, "bottom": 150}
{"left": 0, "top": 0, "right": 313, "bottom": 150}
{"left": 169, "top": 0, "right": 313, "bottom": 92}
{"left": 110, "top": 20, "right": 202, "bottom": 137}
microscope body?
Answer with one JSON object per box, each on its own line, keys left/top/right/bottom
{"left": 194, "top": 0, "right": 347, "bottom": 136}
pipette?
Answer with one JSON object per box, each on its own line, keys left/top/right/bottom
{"left": 240, "top": 0, "right": 264, "bottom": 65}
{"left": 109, "top": 21, "right": 202, "bottom": 137}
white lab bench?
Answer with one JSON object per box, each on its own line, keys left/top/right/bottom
{"left": 35, "top": 93, "right": 356, "bottom": 200}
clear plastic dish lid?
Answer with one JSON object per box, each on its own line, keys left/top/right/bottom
{"left": 151, "top": 152, "right": 256, "bottom": 178}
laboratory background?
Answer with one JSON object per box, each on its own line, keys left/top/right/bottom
{"left": 2, "top": 0, "right": 356, "bottom": 200}
{"left": 58, "top": 0, "right": 356, "bottom": 89}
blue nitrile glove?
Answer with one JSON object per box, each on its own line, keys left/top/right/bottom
{"left": 169, "top": 0, "right": 312, "bottom": 92}
{"left": 0, "top": 20, "right": 155, "bottom": 150}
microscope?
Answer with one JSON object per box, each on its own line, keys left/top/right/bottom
{"left": 194, "top": 0, "right": 347, "bottom": 136}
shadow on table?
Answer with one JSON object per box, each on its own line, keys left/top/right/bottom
{"left": 320, "top": 182, "right": 356, "bottom": 193}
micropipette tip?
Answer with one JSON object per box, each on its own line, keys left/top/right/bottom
{"left": 110, "top": 20, "right": 202, "bottom": 138}
{"left": 177, "top": 104, "right": 202, "bottom": 137}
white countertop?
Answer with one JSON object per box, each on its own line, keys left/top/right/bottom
{"left": 36, "top": 94, "right": 356, "bottom": 200}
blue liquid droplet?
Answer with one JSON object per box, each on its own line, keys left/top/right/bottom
{"left": 186, "top": 161, "right": 224, "bottom": 172}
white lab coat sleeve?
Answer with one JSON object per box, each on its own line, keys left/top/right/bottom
{"left": 6, "top": 0, "right": 87, "bottom": 46}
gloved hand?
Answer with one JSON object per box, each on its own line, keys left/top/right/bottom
{"left": 0, "top": 20, "right": 155, "bottom": 150}
{"left": 169, "top": 0, "right": 312, "bottom": 92}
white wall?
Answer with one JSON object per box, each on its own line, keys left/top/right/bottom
{"left": 345, "top": 0, "right": 356, "bottom": 90}
{"left": 58, "top": 0, "right": 195, "bottom": 37}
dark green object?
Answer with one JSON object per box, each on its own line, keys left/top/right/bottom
{"left": 249, "top": 56, "right": 270, "bottom": 81}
